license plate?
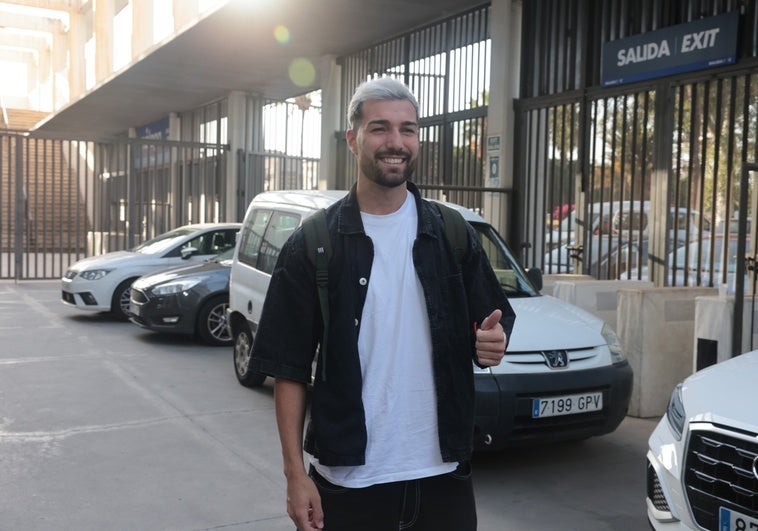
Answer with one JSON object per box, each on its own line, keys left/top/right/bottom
{"left": 532, "top": 392, "right": 603, "bottom": 418}
{"left": 720, "top": 507, "right": 758, "bottom": 531}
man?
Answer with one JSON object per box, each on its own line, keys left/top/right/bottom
{"left": 250, "top": 77, "right": 515, "bottom": 530}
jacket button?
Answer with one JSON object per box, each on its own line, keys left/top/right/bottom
{"left": 354, "top": 318, "right": 359, "bottom": 326}
{"left": 359, "top": 277, "right": 367, "bottom": 286}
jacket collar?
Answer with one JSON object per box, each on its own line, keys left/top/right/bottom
{"left": 337, "top": 181, "right": 437, "bottom": 238}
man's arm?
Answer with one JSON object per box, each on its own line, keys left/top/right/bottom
{"left": 274, "top": 377, "right": 324, "bottom": 530}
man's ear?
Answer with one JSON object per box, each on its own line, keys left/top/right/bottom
{"left": 346, "top": 129, "right": 357, "bottom": 155}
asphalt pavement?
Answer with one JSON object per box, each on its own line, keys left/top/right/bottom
{"left": 0, "top": 281, "right": 658, "bottom": 531}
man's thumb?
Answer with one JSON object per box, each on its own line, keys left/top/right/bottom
{"left": 479, "top": 309, "right": 502, "bottom": 331}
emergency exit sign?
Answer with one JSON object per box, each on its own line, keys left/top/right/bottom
{"left": 601, "top": 11, "right": 740, "bottom": 87}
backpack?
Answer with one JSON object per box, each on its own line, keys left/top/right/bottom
{"left": 301, "top": 202, "right": 468, "bottom": 381}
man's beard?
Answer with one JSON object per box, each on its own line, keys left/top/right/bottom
{"left": 359, "top": 150, "right": 417, "bottom": 188}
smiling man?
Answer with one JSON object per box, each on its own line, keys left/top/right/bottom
{"left": 249, "top": 77, "right": 515, "bottom": 530}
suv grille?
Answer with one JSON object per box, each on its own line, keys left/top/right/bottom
{"left": 684, "top": 425, "right": 758, "bottom": 530}
{"left": 647, "top": 460, "right": 670, "bottom": 512}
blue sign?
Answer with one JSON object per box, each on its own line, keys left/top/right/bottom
{"left": 135, "top": 116, "right": 170, "bottom": 140}
{"left": 134, "top": 116, "right": 170, "bottom": 169}
{"left": 601, "top": 11, "right": 740, "bottom": 87}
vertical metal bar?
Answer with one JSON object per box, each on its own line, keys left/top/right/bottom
{"left": 732, "top": 163, "right": 754, "bottom": 357}
{"left": 14, "top": 136, "right": 23, "bottom": 281}
{"left": 721, "top": 77, "right": 738, "bottom": 286}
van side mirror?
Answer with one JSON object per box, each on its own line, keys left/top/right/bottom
{"left": 526, "top": 267, "right": 543, "bottom": 292}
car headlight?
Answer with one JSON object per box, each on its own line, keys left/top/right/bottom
{"left": 666, "top": 383, "right": 686, "bottom": 441}
{"left": 150, "top": 277, "right": 202, "bottom": 296}
{"left": 78, "top": 269, "right": 111, "bottom": 281}
{"left": 601, "top": 323, "right": 626, "bottom": 363}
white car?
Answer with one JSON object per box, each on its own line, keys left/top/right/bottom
{"left": 62, "top": 223, "right": 241, "bottom": 320}
{"left": 646, "top": 350, "right": 758, "bottom": 530}
{"left": 228, "top": 190, "right": 634, "bottom": 451}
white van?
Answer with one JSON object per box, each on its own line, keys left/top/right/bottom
{"left": 228, "top": 190, "right": 633, "bottom": 451}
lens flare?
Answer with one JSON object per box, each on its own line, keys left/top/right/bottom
{"left": 288, "top": 58, "right": 316, "bottom": 87}
{"left": 273, "top": 25, "right": 290, "bottom": 44}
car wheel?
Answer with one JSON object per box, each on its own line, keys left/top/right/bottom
{"left": 111, "top": 278, "right": 137, "bottom": 321}
{"left": 197, "top": 295, "right": 232, "bottom": 346}
{"left": 234, "top": 323, "right": 266, "bottom": 387}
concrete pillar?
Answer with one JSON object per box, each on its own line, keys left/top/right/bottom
{"left": 486, "top": 0, "right": 521, "bottom": 236}
{"left": 94, "top": 0, "right": 114, "bottom": 84}
{"left": 318, "top": 56, "right": 341, "bottom": 190}
{"left": 226, "top": 90, "right": 247, "bottom": 220}
{"left": 68, "top": 5, "right": 87, "bottom": 100}
{"left": 52, "top": 22, "right": 69, "bottom": 110}
{"left": 132, "top": 0, "right": 154, "bottom": 59}
{"left": 173, "top": 0, "right": 200, "bottom": 32}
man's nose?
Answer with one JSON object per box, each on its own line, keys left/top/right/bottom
{"left": 385, "top": 128, "right": 404, "bottom": 149}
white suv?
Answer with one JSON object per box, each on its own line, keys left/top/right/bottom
{"left": 646, "top": 350, "right": 758, "bottom": 530}
{"left": 228, "top": 190, "right": 633, "bottom": 450}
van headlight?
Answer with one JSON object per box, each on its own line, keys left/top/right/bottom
{"left": 601, "top": 324, "right": 626, "bottom": 363}
{"left": 472, "top": 362, "right": 492, "bottom": 374}
{"left": 666, "top": 383, "right": 686, "bottom": 440}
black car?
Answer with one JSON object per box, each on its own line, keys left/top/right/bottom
{"left": 128, "top": 248, "right": 233, "bottom": 345}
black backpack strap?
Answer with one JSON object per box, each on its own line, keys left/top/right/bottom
{"left": 301, "top": 208, "right": 331, "bottom": 381}
{"left": 437, "top": 203, "right": 468, "bottom": 268}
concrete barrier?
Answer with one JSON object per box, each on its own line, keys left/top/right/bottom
{"left": 541, "top": 274, "right": 593, "bottom": 296}
{"left": 617, "top": 286, "right": 717, "bottom": 418}
{"left": 551, "top": 279, "right": 653, "bottom": 331}
{"left": 694, "top": 295, "right": 758, "bottom": 369}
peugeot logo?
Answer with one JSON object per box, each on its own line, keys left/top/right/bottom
{"left": 753, "top": 455, "right": 758, "bottom": 481}
{"left": 541, "top": 350, "right": 569, "bottom": 369}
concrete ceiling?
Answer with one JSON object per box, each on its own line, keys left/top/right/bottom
{"left": 31, "top": 0, "right": 483, "bottom": 140}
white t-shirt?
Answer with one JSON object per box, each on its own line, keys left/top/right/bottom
{"left": 312, "top": 191, "right": 456, "bottom": 488}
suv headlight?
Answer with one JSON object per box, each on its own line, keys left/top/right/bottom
{"left": 78, "top": 269, "right": 111, "bottom": 281}
{"left": 601, "top": 323, "right": 626, "bottom": 363}
{"left": 151, "top": 277, "right": 202, "bottom": 296}
{"left": 666, "top": 383, "right": 686, "bottom": 440}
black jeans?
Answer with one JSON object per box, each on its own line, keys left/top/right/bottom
{"left": 305, "top": 462, "right": 477, "bottom": 531}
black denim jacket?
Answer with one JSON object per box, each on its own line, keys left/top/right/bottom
{"left": 250, "top": 182, "right": 515, "bottom": 466}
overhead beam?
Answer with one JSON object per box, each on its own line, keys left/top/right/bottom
{"left": 0, "top": 0, "right": 76, "bottom": 12}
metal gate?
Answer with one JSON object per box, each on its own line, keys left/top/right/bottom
{"left": 517, "top": 0, "right": 758, "bottom": 286}
{"left": 336, "top": 5, "right": 512, "bottom": 223}
{"left": 0, "top": 133, "right": 229, "bottom": 280}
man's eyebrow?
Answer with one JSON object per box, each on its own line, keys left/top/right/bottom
{"left": 365, "top": 119, "right": 419, "bottom": 127}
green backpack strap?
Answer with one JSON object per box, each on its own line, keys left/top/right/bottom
{"left": 301, "top": 208, "right": 331, "bottom": 381}
{"left": 437, "top": 203, "right": 468, "bottom": 268}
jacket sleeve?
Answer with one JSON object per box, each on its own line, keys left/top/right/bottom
{"left": 461, "top": 222, "right": 516, "bottom": 348}
{"left": 249, "top": 228, "right": 320, "bottom": 383}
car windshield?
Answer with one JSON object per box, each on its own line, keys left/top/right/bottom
{"left": 671, "top": 238, "right": 742, "bottom": 273}
{"left": 133, "top": 228, "right": 197, "bottom": 254}
{"left": 472, "top": 222, "right": 538, "bottom": 298}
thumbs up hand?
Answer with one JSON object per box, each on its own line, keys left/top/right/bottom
{"left": 474, "top": 309, "right": 506, "bottom": 367}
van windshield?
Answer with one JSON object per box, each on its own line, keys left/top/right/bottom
{"left": 471, "top": 222, "right": 538, "bottom": 298}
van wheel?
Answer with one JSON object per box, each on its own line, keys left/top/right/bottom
{"left": 111, "top": 278, "right": 137, "bottom": 321}
{"left": 234, "top": 323, "right": 266, "bottom": 387}
{"left": 197, "top": 295, "right": 232, "bottom": 346}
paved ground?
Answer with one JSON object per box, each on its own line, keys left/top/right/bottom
{"left": 0, "top": 281, "right": 659, "bottom": 531}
